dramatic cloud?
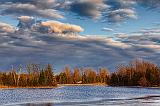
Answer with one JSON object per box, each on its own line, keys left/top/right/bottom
{"left": 0, "top": 0, "right": 160, "bottom": 23}
{"left": 0, "top": 21, "right": 159, "bottom": 71}
{"left": 0, "top": 1, "right": 160, "bottom": 71}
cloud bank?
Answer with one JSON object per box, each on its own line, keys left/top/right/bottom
{"left": 0, "top": 20, "right": 159, "bottom": 71}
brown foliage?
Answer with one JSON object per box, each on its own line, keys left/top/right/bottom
{"left": 0, "top": 59, "right": 159, "bottom": 87}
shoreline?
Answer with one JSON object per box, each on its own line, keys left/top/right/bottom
{"left": 0, "top": 83, "right": 107, "bottom": 89}
{"left": 0, "top": 85, "right": 58, "bottom": 90}
{"left": 58, "top": 83, "right": 107, "bottom": 86}
{"left": 1, "top": 84, "right": 160, "bottom": 90}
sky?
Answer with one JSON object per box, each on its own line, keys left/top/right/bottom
{"left": 0, "top": 0, "right": 160, "bottom": 72}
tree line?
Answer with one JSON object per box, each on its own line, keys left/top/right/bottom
{"left": 110, "top": 59, "right": 160, "bottom": 87}
{"left": 0, "top": 64, "right": 56, "bottom": 87}
{"left": 0, "top": 59, "right": 160, "bottom": 87}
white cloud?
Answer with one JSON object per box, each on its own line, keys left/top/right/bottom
{"left": 17, "top": 16, "right": 34, "bottom": 22}
{"left": 38, "top": 20, "right": 84, "bottom": 33}
{"left": 102, "top": 27, "right": 114, "bottom": 32}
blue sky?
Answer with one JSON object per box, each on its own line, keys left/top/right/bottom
{"left": 0, "top": 0, "right": 160, "bottom": 72}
